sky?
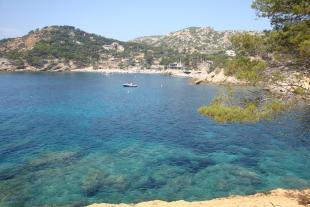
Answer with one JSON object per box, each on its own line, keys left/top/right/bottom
{"left": 0, "top": 0, "right": 271, "bottom": 41}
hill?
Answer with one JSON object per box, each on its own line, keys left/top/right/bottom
{"left": 132, "top": 27, "right": 241, "bottom": 54}
{"left": 0, "top": 26, "right": 186, "bottom": 71}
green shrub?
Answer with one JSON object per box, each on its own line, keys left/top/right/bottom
{"left": 5, "top": 50, "right": 22, "bottom": 60}
{"left": 198, "top": 100, "right": 260, "bottom": 123}
{"left": 225, "top": 56, "right": 266, "bottom": 83}
{"left": 26, "top": 55, "right": 46, "bottom": 67}
{"left": 252, "top": 0, "right": 310, "bottom": 66}
{"left": 230, "top": 33, "right": 266, "bottom": 56}
{"left": 14, "top": 59, "right": 25, "bottom": 69}
{"left": 271, "top": 71, "right": 285, "bottom": 82}
{"left": 293, "top": 87, "right": 306, "bottom": 95}
{"left": 259, "top": 100, "right": 286, "bottom": 120}
{"left": 198, "top": 98, "right": 286, "bottom": 123}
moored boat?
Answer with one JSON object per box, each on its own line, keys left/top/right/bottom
{"left": 122, "top": 83, "right": 138, "bottom": 87}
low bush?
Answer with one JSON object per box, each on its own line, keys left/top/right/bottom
{"left": 293, "top": 87, "right": 306, "bottom": 95}
{"left": 224, "top": 56, "right": 266, "bottom": 83}
{"left": 198, "top": 99, "right": 259, "bottom": 123}
{"left": 198, "top": 98, "right": 286, "bottom": 123}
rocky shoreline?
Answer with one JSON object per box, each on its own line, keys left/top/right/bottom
{"left": 87, "top": 188, "right": 310, "bottom": 207}
{"left": 69, "top": 67, "right": 247, "bottom": 86}
{"left": 72, "top": 67, "right": 310, "bottom": 100}
{"left": 264, "top": 69, "right": 310, "bottom": 100}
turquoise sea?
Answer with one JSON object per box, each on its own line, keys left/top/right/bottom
{"left": 0, "top": 72, "right": 309, "bottom": 207}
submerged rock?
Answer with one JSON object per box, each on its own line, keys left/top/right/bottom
{"left": 28, "top": 151, "right": 80, "bottom": 169}
{"left": 81, "top": 172, "right": 107, "bottom": 197}
{"left": 159, "top": 156, "right": 215, "bottom": 173}
{"left": 81, "top": 171, "right": 130, "bottom": 197}
{"left": 134, "top": 176, "right": 166, "bottom": 190}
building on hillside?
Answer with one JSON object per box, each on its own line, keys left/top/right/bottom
{"left": 102, "top": 44, "right": 114, "bottom": 50}
{"left": 168, "top": 62, "right": 183, "bottom": 69}
{"left": 225, "top": 50, "right": 236, "bottom": 57}
{"left": 150, "top": 64, "right": 165, "bottom": 70}
{"left": 102, "top": 42, "right": 124, "bottom": 52}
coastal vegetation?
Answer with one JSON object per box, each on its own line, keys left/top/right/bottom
{"left": 218, "top": 0, "right": 309, "bottom": 84}
{"left": 293, "top": 86, "right": 306, "bottom": 95}
{"left": 224, "top": 57, "right": 266, "bottom": 83}
{"left": 199, "top": 0, "right": 309, "bottom": 123}
{"left": 198, "top": 90, "right": 286, "bottom": 123}
{"left": 198, "top": 99, "right": 260, "bottom": 123}
{"left": 231, "top": 0, "right": 309, "bottom": 68}
{"left": 252, "top": 0, "right": 309, "bottom": 66}
{"left": 229, "top": 33, "right": 266, "bottom": 57}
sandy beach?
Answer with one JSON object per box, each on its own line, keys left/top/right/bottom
{"left": 88, "top": 188, "right": 310, "bottom": 207}
{"left": 70, "top": 67, "right": 245, "bottom": 85}
{"left": 71, "top": 68, "right": 199, "bottom": 77}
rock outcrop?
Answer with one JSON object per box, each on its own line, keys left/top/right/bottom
{"left": 264, "top": 68, "right": 310, "bottom": 99}
{"left": 193, "top": 68, "right": 247, "bottom": 85}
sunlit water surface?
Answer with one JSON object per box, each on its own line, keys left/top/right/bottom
{"left": 0, "top": 72, "right": 309, "bottom": 207}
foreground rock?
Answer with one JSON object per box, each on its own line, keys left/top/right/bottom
{"left": 264, "top": 68, "right": 310, "bottom": 99}
{"left": 88, "top": 188, "right": 309, "bottom": 207}
{"left": 193, "top": 68, "right": 246, "bottom": 85}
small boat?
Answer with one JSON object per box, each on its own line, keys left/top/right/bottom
{"left": 183, "top": 70, "right": 191, "bottom": 74}
{"left": 122, "top": 83, "right": 138, "bottom": 87}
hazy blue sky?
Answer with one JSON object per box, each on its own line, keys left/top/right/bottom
{"left": 0, "top": 0, "right": 271, "bottom": 40}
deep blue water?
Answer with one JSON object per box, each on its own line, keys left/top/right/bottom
{"left": 0, "top": 72, "right": 309, "bottom": 207}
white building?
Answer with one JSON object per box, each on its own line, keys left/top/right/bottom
{"left": 168, "top": 62, "right": 183, "bottom": 69}
{"left": 150, "top": 65, "right": 165, "bottom": 70}
{"left": 225, "top": 50, "right": 236, "bottom": 57}
{"left": 103, "top": 42, "right": 124, "bottom": 52}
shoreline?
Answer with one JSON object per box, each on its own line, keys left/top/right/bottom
{"left": 70, "top": 68, "right": 205, "bottom": 78}
{"left": 87, "top": 188, "right": 309, "bottom": 207}
{"left": 69, "top": 68, "right": 247, "bottom": 85}
{"left": 0, "top": 68, "right": 205, "bottom": 79}
{"left": 1, "top": 67, "right": 309, "bottom": 99}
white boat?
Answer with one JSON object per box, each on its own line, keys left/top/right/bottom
{"left": 122, "top": 83, "right": 138, "bottom": 87}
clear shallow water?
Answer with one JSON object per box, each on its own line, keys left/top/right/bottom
{"left": 0, "top": 72, "right": 309, "bottom": 207}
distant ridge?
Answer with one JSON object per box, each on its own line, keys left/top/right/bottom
{"left": 131, "top": 26, "right": 242, "bottom": 54}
